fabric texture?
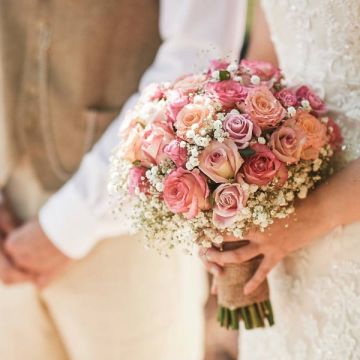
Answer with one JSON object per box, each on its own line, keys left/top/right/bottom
{"left": 0, "top": 236, "right": 207, "bottom": 360}
{"left": 0, "top": 0, "right": 161, "bottom": 191}
{"left": 38, "top": 0, "right": 248, "bottom": 258}
{"left": 0, "top": 1, "right": 248, "bottom": 359}
{"left": 240, "top": 1, "right": 360, "bottom": 359}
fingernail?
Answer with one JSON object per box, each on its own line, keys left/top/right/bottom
{"left": 243, "top": 285, "right": 251, "bottom": 296}
{"left": 206, "top": 251, "right": 212, "bottom": 261}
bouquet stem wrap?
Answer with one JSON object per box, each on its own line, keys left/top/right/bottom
{"left": 216, "top": 240, "right": 274, "bottom": 330}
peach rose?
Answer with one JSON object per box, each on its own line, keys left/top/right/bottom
{"left": 198, "top": 139, "right": 244, "bottom": 183}
{"left": 245, "top": 87, "right": 286, "bottom": 129}
{"left": 242, "top": 144, "right": 288, "bottom": 186}
{"left": 269, "top": 120, "right": 306, "bottom": 164}
{"left": 295, "top": 111, "right": 328, "bottom": 160}
{"left": 174, "top": 104, "right": 209, "bottom": 140}
{"left": 212, "top": 182, "right": 248, "bottom": 228}
{"left": 163, "top": 168, "right": 210, "bottom": 219}
{"left": 118, "top": 118, "right": 144, "bottom": 163}
{"left": 141, "top": 123, "right": 175, "bottom": 165}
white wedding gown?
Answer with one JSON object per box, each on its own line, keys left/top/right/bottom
{"left": 240, "top": 1, "right": 360, "bottom": 359}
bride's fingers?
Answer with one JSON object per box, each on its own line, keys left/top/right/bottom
{"left": 243, "top": 258, "right": 272, "bottom": 295}
{"left": 211, "top": 278, "right": 218, "bottom": 295}
{"left": 198, "top": 248, "right": 222, "bottom": 276}
{"left": 205, "top": 243, "right": 260, "bottom": 266}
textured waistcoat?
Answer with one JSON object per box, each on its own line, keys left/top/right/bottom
{"left": 0, "top": 0, "right": 160, "bottom": 191}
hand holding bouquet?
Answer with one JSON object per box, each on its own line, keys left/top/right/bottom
{"left": 109, "top": 59, "right": 342, "bottom": 330}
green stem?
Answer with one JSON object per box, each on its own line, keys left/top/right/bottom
{"left": 256, "top": 302, "right": 265, "bottom": 321}
{"left": 240, "top": 308, "right": 250, "bottom": 329}
{"left": 264, "top": 300, "right": 275, "bottom": 326}
{"left": 220, "top": 306, "right": 225, "bottom": 327}
{"left": 230, "top": 309, "right": 240, "bottom": 330}
{"left": 217, "top": 306, "right": 222, "bottom": 324}
{"left": 244, "top": 306, "right": 253, "bottom": 329}
{"left": 217, "top": 300, "right": 275, "bottom": 330}
{"left": 224, "top": 308, "right": 229, "bottom": 329}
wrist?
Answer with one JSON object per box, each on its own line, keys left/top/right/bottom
{"left": 285, "top": 193, "right": 331, "bottom": 253}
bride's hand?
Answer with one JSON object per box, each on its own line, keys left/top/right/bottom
{"left": 201, "top": 219, "right": 301, "bottom": 296}
{"left": 200, "top": 158, "right": 360, "bottom": 295}
{"left": 199, "top": 189, "right": 337, "bottom": 295}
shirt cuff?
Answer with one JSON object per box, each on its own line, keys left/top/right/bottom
{"left": 39, "top": 179, "right": 136, "bottom": 259}
{"left": 39, "top": 183, "right": 103, "bottom": 258}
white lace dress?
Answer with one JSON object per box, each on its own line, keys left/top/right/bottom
{"left": 240, "top": 1, "right": 360, "bottom": 359}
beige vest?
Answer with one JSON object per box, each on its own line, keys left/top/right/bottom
{"left": 0, "top": 0, "right": 160, "bottom": 191}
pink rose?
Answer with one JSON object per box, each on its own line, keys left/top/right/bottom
{"left": 206, "top": 80, "right": 248, "bottom": 108}
{"left": 212, "top": 182, "right": 248, "bottom": 228}
{"left": 207, "top": 59, "right": 230, "bottom": 73}
{"left": 173, "top": 74, "right": 207, "bottom": 94}
{"left": 275, "top": 88, "right": 298, "bottom": 108}
{"left": 141, "top": 122, "right": 175, "bottom": 165}
{"left": 295, "top": 111, "right": 328, "bottom": 160}
{"left": 269, "top": 120, "right": 306, "bottom": 164}
{"left": 141, "top": 83, "right": 165, "bottom": 101}
{"left": 245, "top": 87, "right": 286, "bottom": 129}
{"left": 296, "top": 86, "right": 327, "bottom": 115}
{"left": 164, "top": 139, "right": 188, "bottom": 167}
{"left": 242, "top": 144, "right": 288, "bottom": 186}
{"left": 327, "top": 117, "right": 343, "bottom": 151}
{"left": 239, "top": 59, "right": 281, "bottom": 85}
{"left": 163, "top": 168, "right": 210, "bottom": 219}
{"left": 167, "top": 90, "right": 189, "bottom": 122}
{"left": 128, "top": 167, "right": 149, "bottom": 195}
{"left": 174, "top": 104, "right": 209, "bottom": 141}
{"left": 223, "top": 112, "right": 260, "bottom": 149}
{"left": 198, "top": 139, "right": 244, "bottom": 183}
{"left": 119, "top": 118, "right": 144, "bottom": 163}
{"left": 147, "top": 108, "right": 168, "bottom": 125}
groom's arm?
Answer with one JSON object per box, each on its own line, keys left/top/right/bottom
{"left": 38, "top": 0, "right": 248, "bottom": 259}
{"left": 5, "top": 0, "right": 247, "bottom": 266}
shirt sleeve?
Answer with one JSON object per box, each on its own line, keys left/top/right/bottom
{"left": 39, "top": 0, "right": 248, "bottom": 259}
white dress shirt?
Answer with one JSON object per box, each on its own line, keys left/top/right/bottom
{"left": 39, "top": 0, "right": 247, "bottom": 258}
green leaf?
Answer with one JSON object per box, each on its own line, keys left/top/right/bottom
{"left": 240, "top": 147, "right": 256, "bottom": 158}
{"left": 273, "top": 82, "right": 282, "bottom": 92}
{"left": 133, "top": 160, "right": 142, "bottom": 167}
{"left": 219, "top": 70, "right": 231, "bottom": 81}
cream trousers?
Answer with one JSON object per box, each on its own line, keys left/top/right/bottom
{"left": 1, "top": 160, "right": 206, "bottom": 360}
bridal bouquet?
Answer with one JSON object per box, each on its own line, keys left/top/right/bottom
{"left": 109, "top": 59, "right": 342, "bottom": 330}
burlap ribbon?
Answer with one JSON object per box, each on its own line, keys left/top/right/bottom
{"left": 216, "top": 241, "right": 270, "bottom": 309}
